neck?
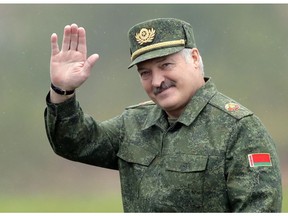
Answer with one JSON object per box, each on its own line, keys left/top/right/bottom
{"left": 165, "top": 107, "right": 184, "bottom": 119}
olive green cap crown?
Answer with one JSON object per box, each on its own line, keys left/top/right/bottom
{"left": 127, "top": 18, "right": 196, "bottom": 68}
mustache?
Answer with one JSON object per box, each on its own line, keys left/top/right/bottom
{"left": 153, "top": 80, "right": 176, "bottom": 95}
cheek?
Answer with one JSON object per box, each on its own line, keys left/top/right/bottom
{"left": 141, "top": 80, "right": 153, "bottom": 94}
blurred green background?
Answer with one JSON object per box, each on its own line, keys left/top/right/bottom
{"left": 0, "top": 3, "right": 287, "bottom": 212}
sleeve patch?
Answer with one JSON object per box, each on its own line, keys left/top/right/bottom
{"left": 248, "top": 153, "right": 272, "bottom": 167}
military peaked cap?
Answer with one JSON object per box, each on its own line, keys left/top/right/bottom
{"left": 127, "top": 18, "right": 197, "bottom": 68}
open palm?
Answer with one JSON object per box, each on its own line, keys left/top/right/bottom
{"left": 50, "top": 23, "right": 99, "bottom": 91}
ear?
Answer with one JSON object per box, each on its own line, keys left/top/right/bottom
{"left": 191, "top": 48, "right": 201, "bottom": 68}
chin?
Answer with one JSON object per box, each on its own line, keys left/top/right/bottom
{"left": 157, "top": 100, "right": 178, "bottom": 111}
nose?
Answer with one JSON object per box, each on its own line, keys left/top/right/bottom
{"left": 151, "top": 71, "right": 165, "bottom": 87}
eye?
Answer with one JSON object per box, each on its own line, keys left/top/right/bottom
{"left": 139, "top": 71, "right": 151, "bottom": 80}
{"left": 161, "top": 62, "right": 172, "bottom": 69}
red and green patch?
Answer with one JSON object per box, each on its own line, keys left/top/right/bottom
{"left": 248, "top": 153, "right": 272, "bottom": 167}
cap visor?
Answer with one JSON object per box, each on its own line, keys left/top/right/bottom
{"left": 128, "top": 46, "right": 184, "bottom": 69}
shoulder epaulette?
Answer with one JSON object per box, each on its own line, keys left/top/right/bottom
{"left": 209, "top": 92, "right": 253, "bottom": 120}
{"left": 125, "top": 100, "right": 156, "bottom": 110}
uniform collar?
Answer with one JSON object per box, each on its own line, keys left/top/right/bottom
{"left": 177, "top": 77, "right": 217, "bottom": 126}
{"left": 142, "top": 77, "right": 217, "bottom": 130}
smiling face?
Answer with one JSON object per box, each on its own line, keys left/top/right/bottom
{"left": 137, "top": 48, "right": 205, "bottom": 118}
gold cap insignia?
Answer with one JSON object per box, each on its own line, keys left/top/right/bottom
{"left": 225, "top": 102, "right": 240, "bottom": 112}
{"left": 135, "top": 28, "right": 155, "bottom": 45}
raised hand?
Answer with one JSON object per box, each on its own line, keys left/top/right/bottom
{"left": 50, "top": 23, "right": 99, "bottom": 101}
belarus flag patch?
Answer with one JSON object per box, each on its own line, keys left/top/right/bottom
{"left": 248, "top": 153, "right": 272, "bottom": 167}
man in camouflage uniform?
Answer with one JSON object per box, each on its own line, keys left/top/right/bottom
{"left": 44, "top": 18, "right": 282, "bottom": 212}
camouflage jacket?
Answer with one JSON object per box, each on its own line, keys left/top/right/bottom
{"left": 44, "top": 78, "right": 282, "bottom": 212}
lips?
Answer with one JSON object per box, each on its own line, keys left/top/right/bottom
{"left": 153, "top": 80, "right": 176, "bottom": 95}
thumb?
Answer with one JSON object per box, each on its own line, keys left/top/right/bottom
{"left": 83, "top": 53, "right": 99, "bottom": 73}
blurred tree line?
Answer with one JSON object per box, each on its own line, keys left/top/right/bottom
{"left": 0, "top": 4, "right": 287, "bottom": 212}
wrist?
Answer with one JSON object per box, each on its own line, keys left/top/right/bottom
{"left": 50, "top": 83, "right": 75, "bottom": 95}
{"left": 49, "top": 84, "right": 75, "bottom": 104}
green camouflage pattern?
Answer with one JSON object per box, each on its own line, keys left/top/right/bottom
{"left": 44, "top": 78, "right": 282, "bottom": 212}
{"left": 127, "top": 18, "right": 196, "bottom": 68}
